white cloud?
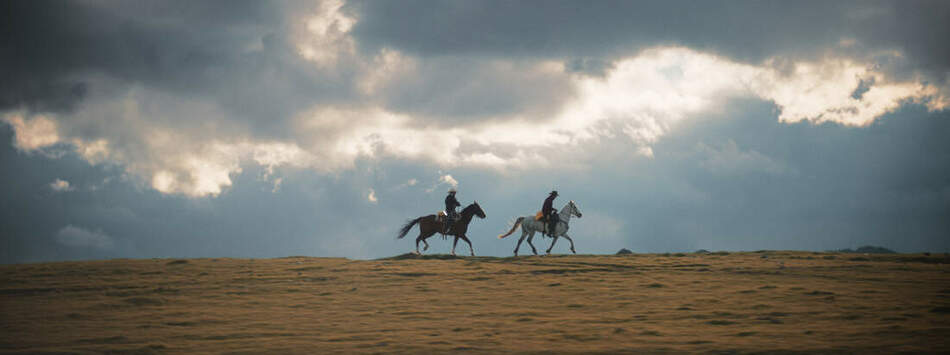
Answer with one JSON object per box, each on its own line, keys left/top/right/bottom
{"left": 425, "top": 174, "right": 460, "bottom": 193}
{"left": 271, "top": 177, "right": 283, "bottom": 193}
{"left": 296, "top": 0, "right": 356, "bottom": 67}
{"left": 407, "top": 178, "right": 417, "bottom": 186}
{"left": 367, "top": 188, "right": 377, "bottom": 203}
{"left": 440, "top": 174, "right": 458, "bottom": 188}
{"left": 49, "top": 179, "right": 73, "bottom": 192}
{"left": 2, "top": 113, "right": 60, "bottom": 151}
{"left": 749, "top": 57, "right": 944, "bottom": 126}
{"left": 55, "top": 225, "right": 114, "bottom": 250}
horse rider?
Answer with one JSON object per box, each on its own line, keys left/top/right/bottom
{"left": 541, "top": 190, "right": 559, "bottom": 237}
{"left": 444, "top": 188, "right": 461, "bottom": 233}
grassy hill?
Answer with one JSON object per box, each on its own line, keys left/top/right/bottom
{"left": 1, "top": 251, "right": 948, "bottom": 353}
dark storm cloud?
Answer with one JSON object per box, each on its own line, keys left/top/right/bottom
{"left": 1, "top": 0, "right": 356, "bottom": 136}
{"left": 620, "top": 101, "right": 950, "bottom": 253}
{"left": 348, "top": 0, "right": 950, "bottom": 78}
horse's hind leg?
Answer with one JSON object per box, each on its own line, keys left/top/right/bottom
{"left": 422, "top": 231, "right": 436, "bottom": 252}
{"left": 546, "top": 236, "right": 558, "bottom": 254}
{"left": 514, "top": 229, "right": 528, "bottom": 256}
{"left": 415, "top": 230, "right": 434, "bottom": 254}
{"left": 527, "top": 231, "right": 539, "bottom": 255}
{"left": 415, "top": 234, "right": 423, "bottom": 254}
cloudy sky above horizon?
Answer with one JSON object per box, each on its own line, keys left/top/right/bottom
{"left": 2, "top": 0, "right": 948, "bottom": 263}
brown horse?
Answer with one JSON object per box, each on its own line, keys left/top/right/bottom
{"left": 396, "top": 202, "right": 486, "bottom": 256}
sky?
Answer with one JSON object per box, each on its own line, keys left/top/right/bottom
{"left": 1, "top": 0, "right": 949, "bottom": 263}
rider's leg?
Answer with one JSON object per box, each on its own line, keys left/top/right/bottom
{"left": 444, "top": 213, "right": 456, "bottom": 234}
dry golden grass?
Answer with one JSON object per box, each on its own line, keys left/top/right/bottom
{"left": 1, "top": 251, "right": 949, "bottom": 354}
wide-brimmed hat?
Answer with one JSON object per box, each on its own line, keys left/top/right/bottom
{"left": 550, "top": 190, "right": 558, "bottom": 196}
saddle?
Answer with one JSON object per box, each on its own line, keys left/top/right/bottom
{"left": 534, "top": 211, "right": 544, "bottom": 221}
{"left": 437, "top": 211, "right": 458, "bottom": 224}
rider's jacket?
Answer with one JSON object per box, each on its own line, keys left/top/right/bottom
{"left": 541, "top": 194, "right": 557, "bottom": 219}
{"left": 445, "top": 194, "right": 461, "bottom": 215}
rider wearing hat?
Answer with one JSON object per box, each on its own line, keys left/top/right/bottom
{"left": 444, "top": 188, "right": 461, "bottom": 233}
{"left": 542, "top": 190, "right": 559, "bottom": 237}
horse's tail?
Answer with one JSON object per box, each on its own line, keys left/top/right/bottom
{"left": 497, "top": 217, "right": 524, "bottom": 239}
{"left": 397, "top": 217, "right": 423, "bottom": 239}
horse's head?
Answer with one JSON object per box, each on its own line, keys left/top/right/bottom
{"left": 568, "top": 200, "right": 582, "bottom": 218}
{"left": 472, "top": 201, "right": 486, "bottom": 219}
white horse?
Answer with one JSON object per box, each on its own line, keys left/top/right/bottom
{"left": 497, "top": 200, "right": 583, "bottom": 256}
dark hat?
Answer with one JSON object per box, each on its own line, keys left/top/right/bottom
{"left": 550, "top": 190, "right": 558, "bottom": 196}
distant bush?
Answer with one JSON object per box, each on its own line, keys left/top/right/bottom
{"left": 616, "top": 248, "right": 633, "bottom": 255}
{"left": 834, "top": 245, "right": 896, "bottom": 254}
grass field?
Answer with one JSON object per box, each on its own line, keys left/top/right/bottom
{"left": 1, "top": 251, "right": 949, "bottom": 354}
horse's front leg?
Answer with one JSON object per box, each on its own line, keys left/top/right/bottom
{"left": 561, "top": 233, "right": 576, "bottom": 254}
{"left": 546, "top": 236, "right": 559, "bottom": 254}
{"left": 460, "top": 234, "right": 475, "bottom": 256}
{"left": 451, "top": 236, "right": 459, "bottom": 256}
